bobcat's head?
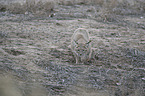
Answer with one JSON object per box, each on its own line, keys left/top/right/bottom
{"left": 74, "top": 40, "right": 91, "bottom": 57}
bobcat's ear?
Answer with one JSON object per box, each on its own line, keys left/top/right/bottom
{"left": 86, "top": 40, "right": 91, "bottom": 45}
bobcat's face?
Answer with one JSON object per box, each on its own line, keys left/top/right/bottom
{"left": 74, "top": 40, "right": 91, "bottom": 57}
{"left": 75, "top": 43, "right": 89, "bottom": 57}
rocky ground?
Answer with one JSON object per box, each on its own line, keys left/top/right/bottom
{"left": 0, "top": 2, "right": 145, "bottom": 96}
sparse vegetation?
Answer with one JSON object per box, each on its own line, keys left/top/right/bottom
{"left": 2, "top": 0, "right": 55, "bottom": 16}
{"left": 0, "top": 0, "right": 144, "bottom": 96}
{"left": 0, "top": 0, "right": 144, "bottom": 19}
{"left": 58, "top": 0, "right": 145, "bottom": 21}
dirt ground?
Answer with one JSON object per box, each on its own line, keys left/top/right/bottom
{"left": 0, "top": 1, "right": 145, "bottom": 96}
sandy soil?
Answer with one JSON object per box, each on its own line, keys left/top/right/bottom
{"left": 0, "top": 3, "right": 145, "bottom": 96}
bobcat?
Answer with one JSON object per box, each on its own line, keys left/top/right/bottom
{"left": 71, "top": 28, "right": 92, "bottom": 64}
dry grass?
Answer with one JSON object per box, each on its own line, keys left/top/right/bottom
{"left": 98, "top": 0, "right": 118, "bottom": 22}
{"left": 92, "top": 0, "right": 145, "bottom": 21}
{"left": 58, "top": 0, "right": 145, "bottom": 22}
{"left": 5, "top": 0, "right": 55, "bottom": 16}
{"left": 0, "top": 0, "right": 144, "bottom": 21}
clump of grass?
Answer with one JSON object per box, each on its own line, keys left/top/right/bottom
{"left": 5, "top": 0, "right": 55, "bottom": 16}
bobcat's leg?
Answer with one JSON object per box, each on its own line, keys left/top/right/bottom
{"left": 73, "top": 52, "right": 79, "bottom": 64}
{"left": 75, "top": 54, "right": 79, "bottom": 64}
{"left": 75, "top": 56, "right": 79, "bottom": 64}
